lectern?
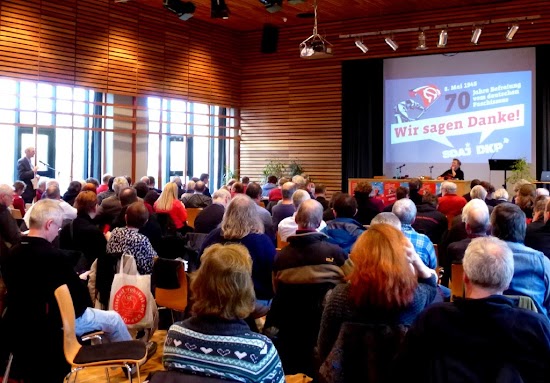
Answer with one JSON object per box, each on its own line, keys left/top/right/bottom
{"left": 488, "top": 159, "right": 518, "bottom": 188}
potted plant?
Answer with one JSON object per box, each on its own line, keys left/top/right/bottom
{"left": 261, "top": 160, "right": 286, "bottom": 183}
{"left": 505, "top": 158, "right": 535, "bottom": 185}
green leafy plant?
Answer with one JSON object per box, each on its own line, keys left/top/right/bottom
{"left": 505, "top": 158, "right": 535, "bottom": 185}
{"left": 262, "top": 160, "right": 286, "bottom": 182}
{"left": 288, "top": 159, "right": 305, "bottom": 177}
{"left": 222, "top": 166, "right": 238, "bottom": 185}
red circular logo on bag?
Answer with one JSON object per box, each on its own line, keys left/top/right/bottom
{"left": 113, "top": 285, "right": 147, "bottom": 324}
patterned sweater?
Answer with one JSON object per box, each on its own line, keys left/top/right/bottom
{"left": 164, "top": 316, "right": 285, "bottom": 383}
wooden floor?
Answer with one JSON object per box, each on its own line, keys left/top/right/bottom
{"left": 76, "top": 330, "right": 167, "bottom": 382}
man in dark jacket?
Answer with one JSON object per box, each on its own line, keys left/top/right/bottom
{"left": 413, "top": 192, "right": 448, "bottom": 245}
{"left": 193, "top": 188, "right": 231, "bottom": 234}
{"left": 265, "top": 199, "right": 347, "bottom": 376}
{"left": 324, "top": 193, "right": 365, "bottom": 253}
{"left": 397, "top": 237, "right": 550, "bottom": 382}
{"left": 17, "top": 146, "right": 37, "bottom": 203}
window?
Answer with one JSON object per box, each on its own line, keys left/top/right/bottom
{"left": 147, "top": 97, "right": 238, "bottom": 191}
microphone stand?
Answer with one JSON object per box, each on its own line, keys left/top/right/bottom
{"left": 429, "top": 166, "right": 434, "bottom": 179}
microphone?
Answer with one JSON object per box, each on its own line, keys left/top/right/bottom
{"left": 396, "top": 164, "right": 406, "bottom": 170}
{"left": 429, "top": 165, "right": 434, "bottom": 170}
{"left": 39, "top": 160, "right": 50, "bottom": 167}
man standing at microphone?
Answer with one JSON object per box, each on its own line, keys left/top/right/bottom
{"left": 438, "top": 158, "right": 464, "bottom": 180}
{"left": 17, "top": 147, "right": 38, "bottom": 204}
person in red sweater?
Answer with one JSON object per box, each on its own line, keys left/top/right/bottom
{"left": 437, "top": 181, "right": 467, "bottom": 221}
{"left": 13, "top": 181, "right": 26, "bottom": 216}
{"left": 154, "top": 181, "right": 188, "bottom": 231}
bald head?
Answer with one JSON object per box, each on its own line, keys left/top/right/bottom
{"left": 295, "top": 199, "right": 323, "bottom": 229}
{"left": 282, "top": 182, "right": 297, "bottom": 200}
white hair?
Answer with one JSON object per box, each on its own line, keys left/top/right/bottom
{"left": 29, "top": 199, "right": 64, "bottom": 229}
{"left": 113, "top": 176, "right": 129, "bottom": 196}
{"left": 0, "top": 184, "right": 13, "bottom": 198}
{"left": 441, "top": 181, "right": 457, "bottom": 193}
{"left": 371, "top": 212, "right": 401, "bottom": 230}
{"left": 461, "top": 198, "right": 489, "bottom": 223}
{"left": 536, "top": 188, "right": 550, "bottom": 197}
{"left": 494, "top": 188, "right": 509, "bottom": 201}
{"left": 464, "top": 237, "right": 514, "bottom": 292}
{"left": 392, "top": 198, "right": 416, "bottom": 225}
{"left": 292, "top": 189, "right": 310, "bottom": 209}
{"left": 470, "top": 185, "right": 487, "bottom": 200}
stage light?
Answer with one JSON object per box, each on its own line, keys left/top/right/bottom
{"left": 416, "top": 31, "right": 427, "bottom": 50}
{"left": 437, "top": 29, "right": 448, "bottom": 48}
{"left": 385, "top": 37, "right": 398, "bottom": 51}
{"left": 471, "top": 26, "right": 482, "bottom": 44}
{"left": 354, "top": 38, "right": 368, "bottom": 53}
{"left": 299, "top": 0, "right": 333, "bottom": 59}
{"left": 506, "top": 24, "right": 519, "bottom": 41}
{"left": 211, "top": 0, "right": 229, "bottom": 19}
{"left": 260, "top": 0, "right": 282, "bottom": 13}
{"left": 164, "top": 0, "right": 196, "bottom": 21}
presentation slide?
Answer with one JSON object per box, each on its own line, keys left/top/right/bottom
{"left": 383, "top": 48, "right": 536, "bottom": 183}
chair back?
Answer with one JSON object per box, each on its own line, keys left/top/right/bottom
{"left": 450, "top": 263, "right": 465, "bottom": 301}
{"left": 54, "top": 284, "right": 82, "bottom": 365}
{"left": 186, "top": 208, "right": 202, "bottom": 228}
{"left": 276, "top": 232, "right": 289, "bottom": 249}
{"left": 10, "top": 208, "right": 22, "bottom": 220}
{"left": 154, "top": 259, "right": 188, "bottom": 312}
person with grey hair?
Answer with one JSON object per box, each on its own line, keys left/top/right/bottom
{"left": 470, "top": 184, "right": 487, "bottom": 201}
{"left": 272, "top": 181, "right": 297, "bottom": 228}
{"left": 491, "top": 203, "right": 550, "bottom": 317}
{"left": 0, "top": 184, "right": 21, "bottom": 252}
{"left": 278, "top": 189, "right": 327, "bottom": 242}
{"left": 1, "top": 199, "right": 134, "bottom": 382}
{"left": 397, "top": 236, "right": 550, "bottom": 382}
{"left": 437, "top": 181, "right": 467, "bottom": 220}
{"left": 264, "top": 199, "right": 346, "bottom": 375}
{"left": 23, "top": 185, "right": 77, "bottom": 229}
{"left": 181, "top": 180, "right": 212, "bottom": 208}
{"left": 491, "top": 188, "right": 510, "bottom": 206}
{"left": 537, "top": 188, "right": 550, "bottom": 197}
{"left": 442, "top": 199, "right": 490, "bottom": 286}
{"left": 95, "top": 176, "right": 129, "bottom": 226}
{"left": 17, "top": 146, "right": 38, "bottom": 203}
{"left": 392, "top": 198, "right": 437, "bottom": 269}
{"left": 199, "top": 194, "right": 276, "bottom": 305}
{"left": 371, "top": 212, "right": 402, "bottom": 229}
{"left": 193, "top": 188, "right": 231, "bottom": 234}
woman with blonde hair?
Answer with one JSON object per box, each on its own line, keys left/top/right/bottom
{"left": 200, "top": 194, "right": 276, "bottom": 304}
{"left": 163, "top": 243, "right": 285, "bottom": 383}
{"left": 154, "top": 181, "right": 188, "bottom": 230}
{"left": 317, "top": 223, "right": 438, "bottom": 362}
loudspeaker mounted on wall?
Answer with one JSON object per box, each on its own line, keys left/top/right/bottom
{"left": 261, "top": 24, "right": 279, "bottom": 53}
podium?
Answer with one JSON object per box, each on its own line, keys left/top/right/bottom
{"left": 488, "top": 159, "right": 518, "bottom": 188}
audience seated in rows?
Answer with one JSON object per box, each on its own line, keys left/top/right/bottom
{"left": 155, "top": 182, "right": 188, "bottom": 232}
{"left": 106, "top": 201, "right": 157, "bottom": 275}
{"left": 200, "top": 194, "right": 276, "bottom": 305}
{"left": 279, "top": 189, "right": 327, "bottom": 242}
{"left": 383, "top": 186, "right": 409, "bottom": 213}
{"left": 397, "top": 237, "right": 550, "bottom": 382}
{"left": 1, "top": 199, "right": 132, "bottom": 383}
{"left": 272, "top": 182, "right": 297, "bottom": 229}
{"left": 24, "top": 185, "right": 77, "bottom": 228}
{"left": 96, "top": 173, "right": 111, "bottom": 194}
{"left": 392, "top": 198, "right": 437, "bottom": 269}
{"left": 193, "top": 188, "right": 231, "bottom": 234}
{"left": 96, "top": 176, "right": 128, "bottom": 227}
{"left": 268, "top": 177, "right": 288, "bottom": 206}
{"left": 412, "top": 192, "right": 448, "bottom": 244}
{"left": 246, "top": 182, "right": 275, "bottom": 242}
{"left": 62, "top": 180, "right": 82, "bottom": 206}
{"left": 353, "top": 181, "right": 384, "bottom": 226}
{"left": 317, "top": 224, "right": 438, "bottom": 365}
{"left": 163, "top": 243, "right": 285, "bottom": 383}
{"left": 265, "top": 199, "right": 346, "bottom": 376}
{"left": 181, "top": 181, "right": 212, "bottom": 208}
{"left": 262, "top": 175, "right": 278, "bottom": 198}
{"left": 180, "top": 180, "right": 195, "bottom": 201}
{"left": 323, "top": 193, "right": 365, "bottom": 253}
{"left": 525, "top": 197, "right": 550, "bottom": 258}
{"left": 437, "top": 181, "right": 467, "bottom": 221}
{"left": 491, "top": 203, "right": 550, "bottom": 316}
{"left": 97, "top": 176, "right": 115, "bottom": 205}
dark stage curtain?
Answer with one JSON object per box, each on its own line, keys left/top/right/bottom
{"left": 536, "top": 45, "right": 550, "bottom": 178}
{"left": 341, "top": 59, "right": 384, "bottom": 192}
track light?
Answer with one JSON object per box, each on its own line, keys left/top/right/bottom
{"left": 211, "top": 0, "right": 229, "bottom": 19}
{"left": 260, "top": 0, "right": 282, "bottom": 13}
{"left": 416, "top": 31, "right": 427, "bottom": 50}
{"left": 471, "top": 26, "right": 482, "bottom": 44}
{"left": 385, "top": 37, "right": 398, "bottom": 51}
{"left": 506, "top": 24, "right": 519, "bottom": 41}
{"left": 354, "top": 38, "right": 368, "bottom": 53}
{"left": 164, "top": 0, "right": 195, "bottom": 20}
{"left": 437, "top": 29, "right": 448, "bottom": 48}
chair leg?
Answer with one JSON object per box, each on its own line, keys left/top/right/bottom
{"left": 4, "top": 353, "right": 13, "bottom": 381}
{"left": 73, "top": 369, "right": 79, "bottom": 383}
{"left": 104, "top": 367, "right": 111, "bottom": 383}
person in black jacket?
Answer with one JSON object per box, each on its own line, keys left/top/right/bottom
{"left": 1, "top": 199, "right": 132, "bottom": 383}
{"left": 264, "top": 199, "right": 347, "bottom": 376}
{"left": 193, "top": 188, "right": 231, "bottom": 234}
{"left": 438, "top": 158, "right": 464, "bottom": 180}
{"left": 413, "top": 192, "right": 448, "bottom": 245}
{"left": 397, "top": 236, "right": 550, "bottom": 382}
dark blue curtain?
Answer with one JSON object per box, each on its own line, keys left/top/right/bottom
{"left": 536, "top": 45, "right": 550, "bottom": 177}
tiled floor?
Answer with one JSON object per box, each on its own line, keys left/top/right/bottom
{"left": 76, "top": 330, "right": 167, "bottom": 383}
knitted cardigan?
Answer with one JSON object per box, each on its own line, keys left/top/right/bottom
{"left": 164, "top": 316, "right": 285, "bottom": 383}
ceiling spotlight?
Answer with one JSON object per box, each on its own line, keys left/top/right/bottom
{"left": 354, "top": 38, "right": 368, "bottom": 53}
{"left": 506, "top": 24, "right": 519, "bottom": 41}
{"left": 260, "top": 0, "right": 282, "bottom": 13}
{"left": 416, "top": 31, "right": 427, "bottom": 50}
{"left": 211, "top": 0, "right": 229, "bottom": 19}
{"left": 385, "top": 37, "right": 398, "bottom": 51}
{"left": 164, "top": 0, "right": 196, "bottom": 20}
{"left": 437, "top": 29, "right": 448, "bottom": 48}
{"left": 471, "top": 26, "right": 482, "bottom": 44}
